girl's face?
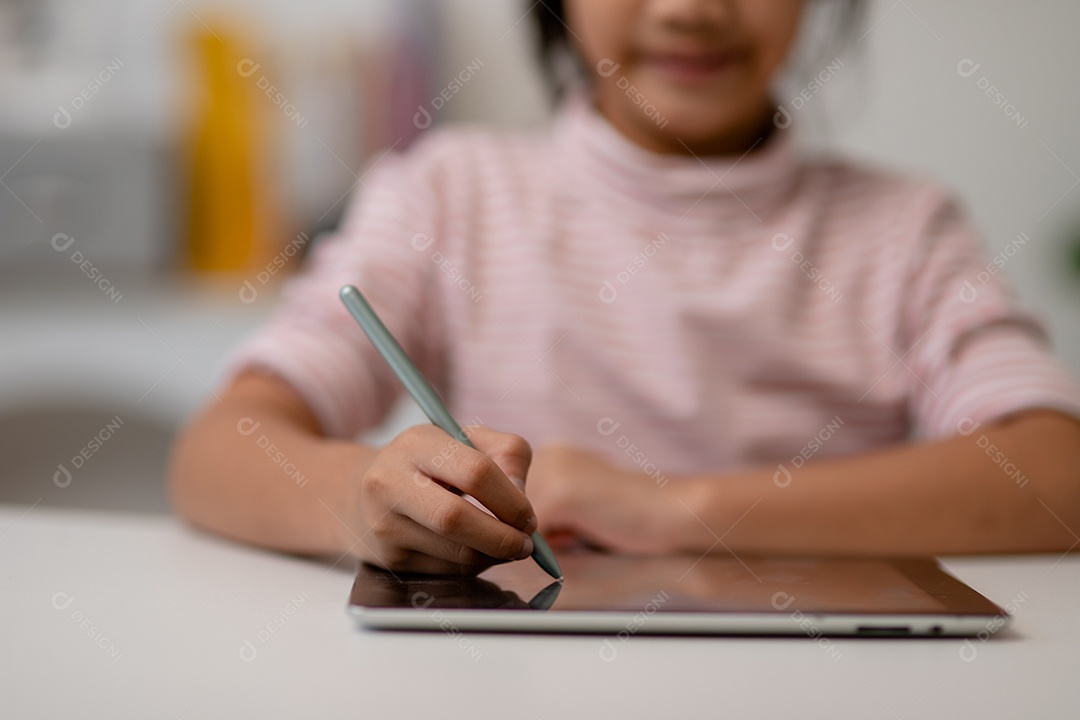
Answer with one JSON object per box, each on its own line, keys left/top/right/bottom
{"left": 565, "top": 0, "right": 804, "bottom": 155}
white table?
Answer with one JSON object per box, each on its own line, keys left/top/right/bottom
{"left": 2, "top": 504, "right": 1077, "bottom": 718}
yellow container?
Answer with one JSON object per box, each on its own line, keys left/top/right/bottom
{"left": 183, "top": 22, "right": 276, "bottom": 274}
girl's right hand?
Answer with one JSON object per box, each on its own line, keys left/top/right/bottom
{"left": 341, "top": 424, "right": 538, "bottom": 575}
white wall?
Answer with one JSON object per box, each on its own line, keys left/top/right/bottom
{"left": 437, "top": 0, "right": 1080, "bottom": 375}
{"left": 834, "top": 1, "right": 1080, "bottom": 376}
{"left": 3, "top": 0, "right": 1076, "bottom": 368}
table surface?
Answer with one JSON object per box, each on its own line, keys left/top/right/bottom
{"left": 2, "top": 503, "right": 1078, "bottom": 719}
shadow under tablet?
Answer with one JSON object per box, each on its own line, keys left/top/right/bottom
{"left": 349, "top": 551, "right": 1010, "bottom": 637}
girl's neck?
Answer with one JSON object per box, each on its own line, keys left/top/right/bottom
{"left": 595, "top": 98, "right": 778, "bottom": 158}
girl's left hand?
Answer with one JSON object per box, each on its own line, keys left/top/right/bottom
{"left": 524, "top": 445, "right": 683, "bottom": 554}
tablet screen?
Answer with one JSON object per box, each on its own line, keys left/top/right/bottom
{"left": 351, "top": 551, "right": 996, "bottom": 617}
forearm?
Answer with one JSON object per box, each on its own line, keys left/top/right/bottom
{"left": 168, "top": 373, "right": 377, "bottom": 557}
{"left": 675, "top": 411, "right": 1080, "bottom": 555}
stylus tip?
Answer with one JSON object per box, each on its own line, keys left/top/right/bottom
{"left": 529, "top": 531, "right": 563, "bottom": 581}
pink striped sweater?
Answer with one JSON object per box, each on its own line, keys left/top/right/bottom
{"left": 229, "top": 96, "right": 1080, "bottom": 475}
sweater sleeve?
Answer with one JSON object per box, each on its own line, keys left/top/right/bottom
{"left": 222, "top": 153, "right": 447, "bottom": 439}
{"left": 900, "top": 189, "right": 1080, "bottom": 438}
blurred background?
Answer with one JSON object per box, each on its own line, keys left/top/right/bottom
{"left": 1, "top": 0, "right": 1078, "bottom": 514}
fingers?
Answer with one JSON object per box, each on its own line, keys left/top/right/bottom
{"left": 354, "top": 424, "right": 537, "bottom": 574}
{"left": 399, "top": 474, "right": 535, "bottom": 560}
{"left": 462, "top": 425, "right": 533, "bottom": 494}
{"left": 414, "top": 426, "right": 537, "bottom": 534}
{"left": 365, "top": 511, "right": 520, "bottom": 575}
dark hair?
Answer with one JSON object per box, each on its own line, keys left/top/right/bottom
{"left": 532, "top": 0, "right": 572, "bottom": 96}
{"left": 530, "top": 0, "right": 865, "bottom": 97}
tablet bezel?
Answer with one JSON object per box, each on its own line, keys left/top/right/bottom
{"left": 347, "top": 553, "right": 1009, "bottom": 637}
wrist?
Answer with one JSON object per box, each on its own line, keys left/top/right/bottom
{"left": 315, "top": 440, "right": 379, "bottom": 557}
{"left": 664, "top": 473, "right": 734, "bottom": 554}
{"left": 620, "top": 466, "right": 698, "bottom": 554}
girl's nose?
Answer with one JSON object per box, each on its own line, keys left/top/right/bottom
{"left": 645, "top": 0, "right": 736, "bottom": 32}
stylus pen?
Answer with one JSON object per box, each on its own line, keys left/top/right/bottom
{"left": 339, "top": 284, "right": 563, "bottom": 581}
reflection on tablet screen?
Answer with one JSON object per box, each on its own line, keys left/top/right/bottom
{"left": 352, "top": 552, "right": 955, "bottom": 615}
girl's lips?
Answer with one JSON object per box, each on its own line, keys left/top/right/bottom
{"left": 643, "top": 50, "right": 743, "bottom": 84}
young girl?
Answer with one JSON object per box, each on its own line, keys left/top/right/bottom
{"left": 171, "top": 0, "right": 1080, "bottom": 575}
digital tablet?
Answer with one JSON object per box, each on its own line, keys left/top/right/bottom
{"left": 348, "top": 551, "right": 1009, "bottom": 637}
